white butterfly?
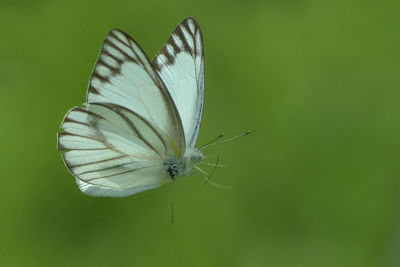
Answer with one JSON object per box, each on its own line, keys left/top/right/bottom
{"left": 58, "top": 17, "right": 247, "bottom": 197}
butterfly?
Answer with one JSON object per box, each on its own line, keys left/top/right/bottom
{"left": 57, "top": 17, "right": 248, "bottom": 197}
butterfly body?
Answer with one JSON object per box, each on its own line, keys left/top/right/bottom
{"left": 166, "top": 144, "right": 205, "bottom": 176}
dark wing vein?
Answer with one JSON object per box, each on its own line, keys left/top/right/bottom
{"left": 85, "top": 28, "right": 186, "bottom": 154}
{"left": 85, "top": 165, "right": 158, "bottom": 182}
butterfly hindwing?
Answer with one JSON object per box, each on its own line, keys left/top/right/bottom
{"left": 152, "top": 17, "right": 204, "bottom": 149}
{"left": 58, "top": 103, "right": 171, "bottom": 197}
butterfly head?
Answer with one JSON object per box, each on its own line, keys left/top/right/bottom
{"left": 188, "top": 148, "right": 204, "bottom": 163}
{"left": 183, "top": 148, "right": 204, "bottom": 176}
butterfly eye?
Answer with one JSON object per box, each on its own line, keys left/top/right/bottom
{"left": 190, "top": 150, "right": 203, "bottom": 162}
{"left": 190, "top": 155, "right": 199, "bottom": 162}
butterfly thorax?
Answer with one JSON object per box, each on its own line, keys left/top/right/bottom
{"left": 164, "top": 148, "right": 203, "bottom": 179}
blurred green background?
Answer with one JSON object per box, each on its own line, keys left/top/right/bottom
{"left": 1, "top": 0, "right": 400, "bottom": 266}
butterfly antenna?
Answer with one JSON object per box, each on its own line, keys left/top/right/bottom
{"left": 200, "top": 131, "right": 251, "bottom": 150}
{"left": 198, "top": 134, "right": 224, "bottom": 150}
{"left": 168, "top": 185, "right": 174, "bottom": 223}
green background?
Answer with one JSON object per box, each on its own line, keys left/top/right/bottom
{"left": 1, "top": 0, "right": 399, "bottom": 266}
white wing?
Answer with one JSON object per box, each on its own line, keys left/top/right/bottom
{"left": 152, "top": 17, "right": 204, "bottom": 149}
{"left": 58, "top": 103, "right": 173, "bottom": 197}
{"left": 75, "top": 178, "right": 162, "bottom": 197}
{"left": 87, "top": 29, "right": 186, "bottom": 154}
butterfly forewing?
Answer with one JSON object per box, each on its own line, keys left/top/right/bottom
{"left": 87, "top": 29, "right": 186, "bottom": 154}
{"left": 152, "top": 17, "right": 204, "bottom": 149}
